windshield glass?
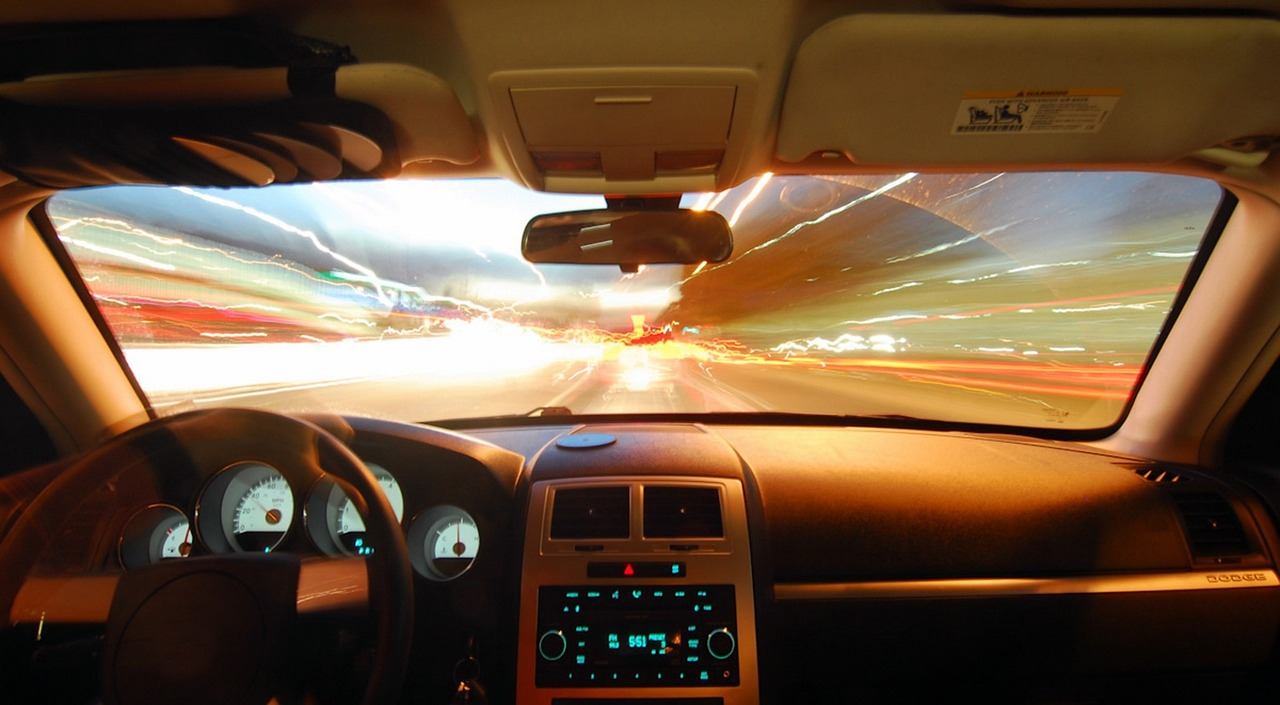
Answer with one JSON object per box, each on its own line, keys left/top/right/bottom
{"left": 48, "top": 173, "right": 1223, "bottom": 430}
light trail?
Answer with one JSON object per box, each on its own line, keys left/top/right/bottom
{"left": 58, "top": 237, "right": 176, "bottom": 272}
{"left": 842, "top": 286, "right": 1178, "bottom": 330}
{"left": 885, "top": 219, "right": 1020, "bottom": 265}
{"left": 56, "top": 215, "right": 386, "bottom": 303}
{"left": 871, "top": 282, "right": 923, "bottom": 296}
{"left": 724, "top": 172, "right": 917, "bottom": 268}
{"left": 175, "top": 186, "right": 394, "bottom": 304}
{"left": 728, "top": 173, "right": 773, "bottom": 228}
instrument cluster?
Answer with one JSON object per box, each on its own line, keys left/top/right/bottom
{"left": 117, "top": 458, "right": 480, "bottom": 582}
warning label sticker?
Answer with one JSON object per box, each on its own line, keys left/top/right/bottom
{"left": 952, "top": 89, "right": 1122, "bottom": 135}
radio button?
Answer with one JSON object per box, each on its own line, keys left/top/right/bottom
{"left": 538, "top": 630, "right": 568, "bottom": 661}
{"left": 707, "top": 628, "right": 736, "bottom": 660}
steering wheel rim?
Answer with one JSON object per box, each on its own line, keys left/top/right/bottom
{"left": 0, "top": 408, "right": 414, "bottom": 705}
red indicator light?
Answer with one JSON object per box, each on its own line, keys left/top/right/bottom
{"left": 623, "top": 563, "right": 635, "bottom": 576}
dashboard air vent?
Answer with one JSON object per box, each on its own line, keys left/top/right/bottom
{"left": 1170, "top": 491, "right": 1250, "bottom": 558}
{"left": 644, "top": 486, "right": 723, "bottom": 538}
{"left": 550, "top": 487, "right": 630, "bottom": 539}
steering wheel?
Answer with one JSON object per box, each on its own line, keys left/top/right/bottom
{"left": 0, "top": 408, "right": 414, "bottom": 705}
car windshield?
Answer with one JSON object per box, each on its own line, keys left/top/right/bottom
{"left": 47, "top": 172, "right": 1223, "bottom": 430}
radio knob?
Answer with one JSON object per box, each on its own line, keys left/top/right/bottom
{"left": 538, "top": 630, "right": 568, "bottom": 661}
{"left": 707, "top": 628, "right": 736, "bottom": 660}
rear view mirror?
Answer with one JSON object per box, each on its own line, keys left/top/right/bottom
{"left": 522, "top": 209, "right": 732, "bottom": 270}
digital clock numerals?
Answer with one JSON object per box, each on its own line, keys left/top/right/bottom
{"left": 610, "top": 632, "right": 677, "bottom": 654}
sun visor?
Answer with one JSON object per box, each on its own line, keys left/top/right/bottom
{"left": 0, "top": 64, "right": 477, "bottom": 188}
{"left": 776, "top": 15, "right": 1280, "bottom": 167}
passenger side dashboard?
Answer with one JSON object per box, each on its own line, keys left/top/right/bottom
{"left": 484, "top": 422, "right": 1280, "bottom": 703}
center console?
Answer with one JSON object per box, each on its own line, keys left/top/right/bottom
{"left": 517, "top": 477, "right": 758, "bottom": 704}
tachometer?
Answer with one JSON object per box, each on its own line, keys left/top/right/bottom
{"left": 306, "top": 464, "right": 404, "bottom": 556}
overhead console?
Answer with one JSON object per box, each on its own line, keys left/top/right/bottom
{"left": 488, "top": 68, "right": 759, "bottom": 194}
{"left": 517, "top": 427, "right": 759, "bottom": 705}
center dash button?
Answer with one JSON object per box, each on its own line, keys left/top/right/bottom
{"left": 587, "top": 561, "right": 686, "bottom": 578}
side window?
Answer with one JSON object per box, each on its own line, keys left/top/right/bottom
{"left": 1225, "top": 355, "right": 1280, "bottom": 469}
{"left": 0, "top": 372, "right": 58, "bottom": 475}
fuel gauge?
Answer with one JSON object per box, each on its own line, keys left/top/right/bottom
{"left": 119, "top": 505, "right": 194, "bottom": 569}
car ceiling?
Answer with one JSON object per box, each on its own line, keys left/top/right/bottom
{"left": 1, "top": 0, "right": 1279, "bottom": 197}
{"left": 1, "top": 0, "right": 1279, "bottom": 460}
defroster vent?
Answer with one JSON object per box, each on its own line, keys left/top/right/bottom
{"left": 1170, "top": 491, "right": 1251, "bottom": 559}
{"left": 644, "top": 486, "right": 723, "bottom": 538}
{"left": 550, "top": 487, "right": 630, "bottom": 539}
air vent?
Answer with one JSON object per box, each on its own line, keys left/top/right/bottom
{"left": 644, "top": 486, "right": 723, "bottom": 538}
{"left": 1170, "top": 491, "right": 1251, "bottom": 558}
{"left": 1133, "top": 466, "right": 1185, "bottom": 484}
{"left": 550, "top": 487, "right": 630, "bottom": 539}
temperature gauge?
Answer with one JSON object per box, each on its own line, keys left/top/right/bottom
{"left": 408, "top": 506, "right": 481, "bottom": 581}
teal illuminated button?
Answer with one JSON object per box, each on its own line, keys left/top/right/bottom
{"left": 707, "top": 628, "right": 736, "bottom": 660}
{"left": 538, "top": 630, "right": 568, "bottom": 661}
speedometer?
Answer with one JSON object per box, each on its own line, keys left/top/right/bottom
{"left": 197, "top": 462, "right": 294, "bottom": 554}
{"left": 231, "top": 471, "right": 294, "bottom": 552}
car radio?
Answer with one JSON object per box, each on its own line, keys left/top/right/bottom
{"left": 535, "top": 584, "right": 739, "bottom": 687}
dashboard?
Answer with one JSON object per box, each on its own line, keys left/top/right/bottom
{"left": 5, "top": 413, "right": 1280, "bottom": 704}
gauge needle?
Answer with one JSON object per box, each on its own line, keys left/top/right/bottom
{"left": 254, "top": 497, "right": 282, "bottom": 525}
{"left": 453, "top": 521, "right": 465, "bottom": 557}
{"left": 180, "top": 525, "right": 192, "bottom": 557}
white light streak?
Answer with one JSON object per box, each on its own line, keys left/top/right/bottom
{"left": 1007, "top": 260, "right": 1089, "bottom": 274}
{"left": 742, "top": 173, "right": 915, "bottom": 260}
{"left": 199, "top": 332, "right": 268, "bottom": 338}
{"left": 943, "top": 173, "right": 1004, "bottom": 200}
{"left": 872, "top": 282, "right": 922, "bottom": 296}
{"left": 771, "top": 333, "right": 905, "bottom": 355}
{"left": 838, "top": 314, "right": 928, "bottom": 325}
{"left": 1051, "top": 303, "right": 1159, "bottom": 314}
{"left": 948, "top": 273, "right": 1001, "bottom": 284}
{"left": 59, "top": 237, "right": 176, "bottom": 272}
{"left": 886, "top": 219, "right": 1018, "bottom": 265}
{"left": 728, "top": 173, "right": 774, "bottom": 228}
{"left": 175, "top": 187, "right": 392, "bottom": 303}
